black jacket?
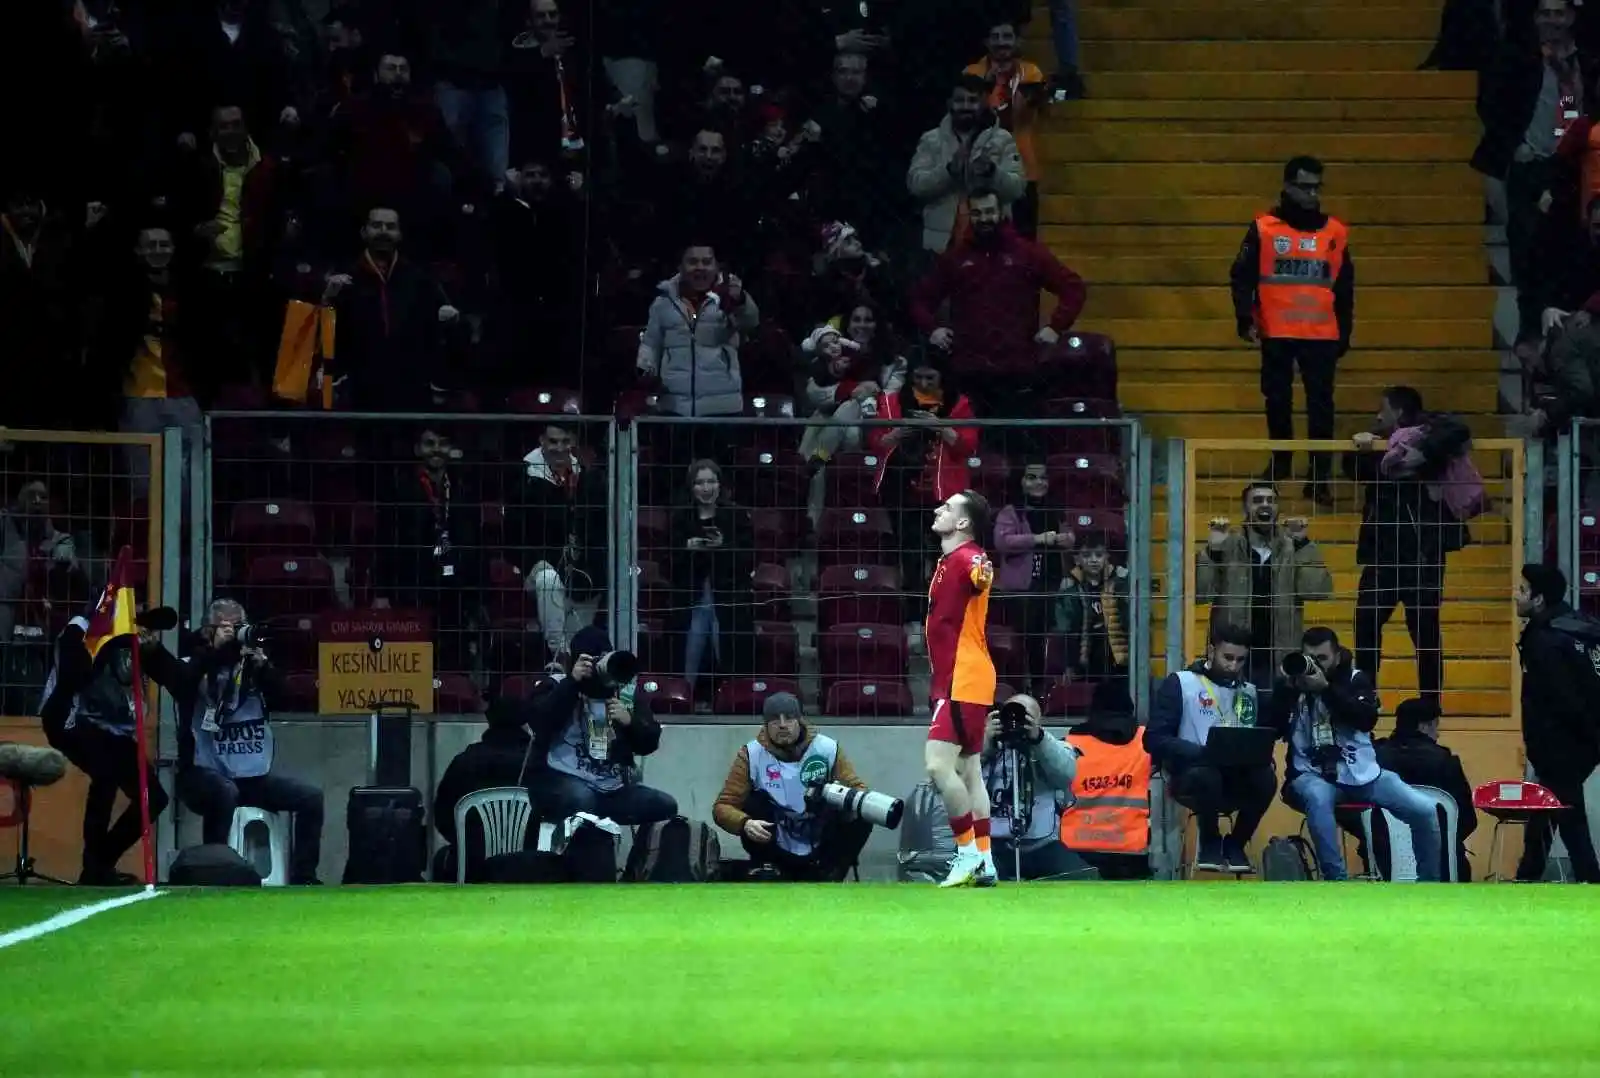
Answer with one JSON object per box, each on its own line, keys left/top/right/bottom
{"left": 1473, "top": 43, "right": 1600, "bottom": 179}
{"left": 524, "top": 675, "right": 662, "bottom": 776}
{"left": 1348, "top": 417, "right": 1472, "bottom": 567}
{"left": 507, "top": 454, "right": 606, "bottom": 593}
{"left": 1374, "top": 729, "right": 1479, "bottom": 847}
{"left": 1518, "top": 602, "right": 1600, "bottom": 775}
{"left": 332, "top": 253, "right": 453, "bottom": 410}
{"left": 433, "top": 725, "right": 534, "bottom": 844}
{"left": 40, "top": 622, "right": 186, "bottom": 741}
{"left": 174, "top": 638, "right": 284, "bottom": 771}
{"left": 1229, "top": 199, "right": 1355, "bottom": 350}
{"left": 1264, "top": 656, "right": 1382, "bottom": 785}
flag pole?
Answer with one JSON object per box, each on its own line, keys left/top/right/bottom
{"left": 129, "top": 642, "right": 157, "bottom": 888}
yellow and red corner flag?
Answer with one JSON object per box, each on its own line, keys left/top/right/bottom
{"left": 85, "top": 546, "right": 139, "bottom": 663}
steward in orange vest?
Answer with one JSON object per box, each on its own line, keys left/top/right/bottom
{"left": 1060, "top": 681, "right": 1153, "bottom": 879}
{"left": 1229, "top": 155, "right": 1355, "bottom": 497}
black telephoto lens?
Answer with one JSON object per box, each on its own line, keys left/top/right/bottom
{"left": 1281, "top": 652, "right": 1308, "bottom": 678}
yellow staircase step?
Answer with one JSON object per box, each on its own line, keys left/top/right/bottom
{"left": 1082, "top": 285, "right": 1494, "bottom": 320}
{"left": 1151, "top": 515, "right": 1514, "bottom": 548}
{"left": 1074, "top": 7, "right": 1439, "bottom": 40}
{"left": 1088, "top": 318, "right": 1490, "bottom": 349}
{"left": 1069, "top": 254, "right": 1484, "bottom": 286}
{"left": 1053, "top": 118, "right": 1482, "bottom": 135}
{"left": 1139, "top": 411, "right": 1505, "bottom": 440}
{"left": 1042, "top": 162, "right": 1480, "bottom": 196}
{"left": 1120, "top": 379, "right": 1499, "bottom": 414}
{"left": 1085, "top": 40, "right": 1432, "bottom": 72}
{"left": 1121, "top": 349, "right": 1499, "bottom": 373}
{"left": 1152, "top": 617, "right": 1517, "bottom": 659}
{"left": 1041, "top": 130, "right": 1480, "bottom": 163}
{"left": 1041, "top": 223, "right": 1483, "bottom": 249}
{"left": 1040, "top": 194, "right": 1481, "bottom": 225}
{"left": 1058, "top": 99, "right": 1477, "bottom": 123}
{"left": 1084, "top": 70, "right": 1476, "bottom": 99}
{"left": 1167, "top": 449, "right": 1518, "bottom": 481}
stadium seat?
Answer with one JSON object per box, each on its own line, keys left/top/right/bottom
{"left": 735, "top": 448, "right": 809, "bottom": 507}
{"left": 1042, "top": 636, "right": 1072, "bottom": 680}
{"left": 229, "top": 499, "right": 317, "bottom": 551}
{"left": 483, "top": 558, "right": 530, "bottom": 631}
{"left": 634, "top": 618, "right": 673, "bottom": 674}
{"left": 1044, "top": 398, "right": 1124, "bottom": 453}
{"left": 816, "top": 507, "right": 895, "bottom": 568}
{"left": 436, "top": 673, "right": 486, "bottom": 713}
{"left": 496, "top": 674, "right": 551, "bottom": 701}
{"left": 636, "top": 559, "right": 671, "bottom": 615}
{"left": 987, "top": 622, "right": 1022, "bottom": 678}
{"left": 240, "top": 556, "right": 337, "bottom": 619}
{"left": 817, "top": 564, "right": 901, "bottom": 629}
{"left": 824, "top": 679, "right": 914, "bottom": 717}
{"left": 636, "top": 506, "right": 671, "bottom": 552}
{"left": 823, "top": 451, "right": 883, "bottom": 508}
{"left": 753, "top": 621, "right": 799, "bottom": 679}
{"left": 1580, "top": 508, "right": 1600, "bottom": 552}
{"left": 1042, "top": 331, "right": 1118, "bottom": 402}
{"left": 638, "top": 675, "right": 695, "bottom": 715}
{"left": 964, "top": 452, "right": 1012, "bottom": 505}
{"left": 751, "top": 562, "right": 793, "bottom": 619}
{"left": 745, "top": 393, "right": 797, "bottom": 419}
{"left": 1062, "top": 508, "right": 1128, "bottom": 549}
{"left": 478, "top": 501, "right": 507, "bottom": 546}
{"left": 1045, "top": 680, "right": 1096, "bottom": 719}
{"left": 820, "top": 623, "right": 908, "bottom": 682}
{"left": 507, "top": 387, "right": 583, "bottom": 415}
{"left": 1049, "top": 453, "right": 1126, "bottom": 509}
{"left": 278, "top": 672, "right": 319, "bottom": 711}
{"left": 750, "top": 507, "right": 804, "bottom": 560}
{"left": 322, "top": 501, "right": 377, "bottom": 554}
{"left": 714, "top": 676, "right": 802, "bottom": 716}
{"left": 263, "top": 613, "right": 319, "bottom": 675}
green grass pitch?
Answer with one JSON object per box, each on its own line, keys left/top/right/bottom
{"left": 1, "top": 884, "right": 1598, "bottom": 1077}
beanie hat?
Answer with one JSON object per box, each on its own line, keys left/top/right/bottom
{"left": 763, "top": 691, "right": 803, "bottom": 720}
{"left": 802, "top": 325, "right": 859, "bottom": 355}
{"left": 571, "top": 625, "right": 612, "bottom": 658}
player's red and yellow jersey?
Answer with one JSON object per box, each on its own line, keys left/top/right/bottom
{"left": 926, "top": 540, "right": 996, "bottom": 706}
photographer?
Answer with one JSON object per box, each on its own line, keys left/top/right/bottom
{"left": 979, "top": 694, "right": 1095, "bottom": 881}
{"left": 1270, "top": 626, "right": 1442, "bottom": 882}
{"left": 522, "top": 626, "right": 677, "bottom": 827}
{"left": 175, "top": 600, "right": 324, "bottom": 885}
{"left": 712, "top": 693, "right": 872, "bottom": 881}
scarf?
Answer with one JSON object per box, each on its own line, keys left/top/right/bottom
{"left": 912, "top": 387, "right": 943, "bottom": 410}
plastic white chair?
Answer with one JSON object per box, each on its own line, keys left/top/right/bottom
{"left": 229, "top": 807, "right": 289, "bottom": 886}
{"left": 453, "top": 787, "right": 533, "bottom": 883}
{"left": 1371, "top": 785, "right": 1459, "bottom": 883}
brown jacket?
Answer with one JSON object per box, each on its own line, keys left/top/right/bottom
{"left": 1195, "top": 529, "right": 1333, "bottom": 657}
{"left": 712, "top": 725, "right": 866, "bottom": 835}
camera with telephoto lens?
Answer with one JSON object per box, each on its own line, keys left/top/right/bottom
{"left": 997, "top": 699, "right": 1033, "bottom": 747}
{"left": 583, "top": 650, "right": 638, "bottom": 698}
{"left": 805, "top": 781, "right": 904, "bottom": 830}
{"left": 1280, "top": 651, "right": 1309, "bottom": 679}
{"left": 237, "top": 623, "right": 268, "bottom": 650}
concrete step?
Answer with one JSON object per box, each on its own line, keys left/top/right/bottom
{"left": 1040, "top": 130, "right": 1480, "bottom": 163}
{"left": 1083, "top": 40, "right": 1432, "bottom": 72}
{"left": 1055, "top": 99, "right": 1478, "bottom": 124}
{"left": 1072, "top": 7, "right": 1440, "bottom": 41}
{"left": 1121, "top": 379, "right": 1499, "bottom": 415}
{"left": 1152, "top": 446, "right": 1521, "bottom": 480}
{"left": 1083, "top": 70, "right": 1475, "bottom": 99}
{"left": 1065, "top": 252, "right": 1484, "bottom": 287}
{"left": 1040, "top": 194, "right": 1482, "bottom": 226}
{"left": 1042, "top": 161, "right": 1480, "bottom": 197}
{"left": 1085, "top": 318, "right": 1490, "bottom": 349}
{"left": 1048, "top": 117, "right": 1482, "bottom": 136}
{"left": 1083, "top": 285, "right": 1494, "bottom": 321}
{"left": 1041, "top": 223, "right": 1483, "bottom": 249}
{"left": 1121, "top": 348, "right": 1500, "bottom": 373}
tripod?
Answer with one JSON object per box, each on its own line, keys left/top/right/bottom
{"left": 0, "top": 781, "right": 72, "bottom": 886}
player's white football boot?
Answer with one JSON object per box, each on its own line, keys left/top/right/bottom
{"left": 938, "top": 846, "right": 986, "bottom": 888}
{"left": 974, "top": 853, "right": 998, "bottom": 887}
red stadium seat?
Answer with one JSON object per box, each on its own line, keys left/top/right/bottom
{"left": 436, "top": 673, "right": 486, "bottom": 713}
{"left": 820, "top": 623, "right": 908, "bottom": 682}
{"left": 1049, "top": 452, "right": 1126, "bottom": 509}
{"left": 824, "top": 679, "right": 914, "bottom": 717}
{"left": 1042, "top": 331, "right": 1118, "bottom": 402}
{"left": 633, "top": 619, "right": 674, "bottom": 675}
{"left": 745, "top": 393, "right": 797, "bottom": 419}
{"left": 323, "top": 501, "right": 377, "bottom": 554}
{"left": 1062, "top": 508, "right": 1128, "bottom": 548}
{"left": 734, "top": 448, "right": 809, "bottom": 508}
{"left": 1045, "top": 680, "right": 1096, "bottom": 718}
{"left": 817, "top": 564, "right": 901, "bottom": 629}
{"left": 987, "top": 622, "right": 1023, "bottom": 678}
{"left": 1579, "top": 564, "right": 1600, "bottom": 616}
{"left": 263, "top": 613, "right": 319, "bottom": 674}
{"left": 714, "top": 677, "right": 802, "bottom": 716}
{"left": 637, "top": 506, "right": 671, "bottom": 552}
{"left": 497, "top": 674, "right": 551, "bottom": 701}
{"left": 508, "top": 387, "right": 583, "bottom": 415}
{"left": 750, "top": 507, "right": 804, "bottom": 560}
{"left": 1581, "top": 508, "right": 1600, "bottom": 552}
{"left": 753, "top": 621, "right": 799, "bottom": 680}
{"left": 751, "top": 562, "right": 793, "bottom": 619}
{"left": 816, "top": 508, "right": 895, "bottom": 568}
{"left": 229, "top": 499, "right": 318, "bottom": 550}
{"left": 964, "top": 452, "right": 1012, "bottom": 505}
{"left": 278, "top": 672, "right": 319, "bottom": 711}
{"left": 636, "top": 559, "right": 671, "bottom": 615}
{"left": 484, "top": 558, "right": 531, "bottom": 631}
{"left": 240, "top": 556, "right": 337, "bottom": 620}
{"left": 823, "top": 451, "right": 884, "bottom": 508}
{"left": 638, "top": 675, "right": 695, "bottom": 715}
{"left": 1044, "top": 398, "right": 1124, "bottom": 453}
{"left": 1042, "top": 636, "right": 1072, "bottom": 680}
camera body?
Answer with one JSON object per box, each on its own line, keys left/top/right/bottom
{"left": 580, "top": 650, "right": 639, "bottom": 699}
{"left": 1311, "top": 743, "right": 1343, "bottom": 781}
{"left": 996, "top": 700, "right": 1033, "bottom": 748}
{"left": 237, "top": 623, "right": 268, "bottom": 650}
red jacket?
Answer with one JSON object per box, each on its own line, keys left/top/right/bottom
{"left": 868, "top": 389, "right": 979, "bottom": 503}
{"left": 908, "top": 225, "right": 1086, "bottom": 377}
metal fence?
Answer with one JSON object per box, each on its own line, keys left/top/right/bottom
{"left": 1174, "top": 438, "right": 1526, "bottom": 724}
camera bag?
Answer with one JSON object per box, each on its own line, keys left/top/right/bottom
{"left": 1261, "top": 835, "right": 1318, "bottom": 881}
{"left": 624, "top": 816, "right": 721, "bottom": 882}
{"left": 342, "top": 786, "right": 428, "bottom": 883}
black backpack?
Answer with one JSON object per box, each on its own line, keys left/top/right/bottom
{"left": 169, "top": 843, "right": 264, "bottom": 887}
{"left": 343, "top": 786, "right": 428, "bottom": 883}
{"left": 1261, "top": 835, "right": 1318, "bottom": 881}
{"left": 624, "top": 816, "right": 721, "bottom": 882}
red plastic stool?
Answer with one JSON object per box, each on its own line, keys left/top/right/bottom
{"left": 1473, "top": 780, "right": 1566, "bottom": 882}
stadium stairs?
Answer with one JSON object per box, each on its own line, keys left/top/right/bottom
{"left": 1029, "top": 0, "right": 1524, "bottom": 863}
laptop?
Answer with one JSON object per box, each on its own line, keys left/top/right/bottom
{"left": 1201, "top": 726, "right": 1279, "bottom": 769}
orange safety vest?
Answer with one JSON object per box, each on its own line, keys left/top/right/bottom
{"left": 1060, "top": 727, "right": 1151, "bottom": 854}
{"left": 1253, "top": 214, "right": 1348, "bottom": 342}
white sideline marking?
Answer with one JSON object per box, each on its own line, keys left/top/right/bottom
{"left": 0, "top": 888, "right": 165, "bottom": 950}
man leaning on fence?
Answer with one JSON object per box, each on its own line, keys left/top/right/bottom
{"left": 511, "top": 423, "right": 606, "bottom": 665}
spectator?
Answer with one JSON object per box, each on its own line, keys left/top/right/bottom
{"left": 646, "top": 129, "right": 753, "bottom": 268}
{"left": 0, "top": 481, "right": 87, "bottom": 703}
{"left": 1045, "top": 1, "right": 1085, "bottom": 98}
{"left": 909, "top": 188, "right": 1085, "bottom": 421}
{"left": 867, "top": 353, "right": 978, "bottom": 602}
{"left": 1539, "top": 298, "right": 1600, "bottom": 438}
{"left": 977, "top": 693, "right": 1096, "bottom": 881}
{"left": 521, "top": 627, "right": 678, "bottom": 827}
{"left": 1348, "top": 387, "right": 1471, "bottom": 707}
{"left": 1145, "top": 622, "right": 1272, "bottom": 875}
{"left": 798, "top": 324, "right": 904, "bottom": 469}
{"left": 667, "top": 459, "right": 755, "bottom": 696}
{"left": 1196, "top": 482, "right": 1333, "bottom": 693}
{"left": 907, "top": 74, "right": 1026, "bottom": 254}
{"left": 964, "top": 20, "right": 1050, "bottom": 238}
{"left": 1062, "top": 681, "right": 1153, "bottom": 880}
{"left": 1526, "top": 196, "right": 1600, "bottom": 357}
{"left": 1513, "top": 563, "right": 1600, "bottom": 882}
{"left": 1228, "top": 155, "right": 1353, "bottom": 499}
{"left": 163, "top": 0, "right": 296, "bottom": 153}
{"left": 810, "top": 222, "right": 899, "bottom": 335}
{"left": 809, "top": 53, "right": 908, "bottom": 260}
{"left": 511, "top": 423, "right": 606, "bottom": 665}
{"left": 993, "top": 462, "right": 1073, "bottom": 690}
{"left": 1055, "top": 531, "right": 1131, "bottom": 690}
{"left": 1269, "top": 626, "right": 1443, "bottom": 883}
{"left": 421, "top": 0, "right": 510, "bottom": 184}
{"left": 712, "top": 692, "right": 872, "bottom": 881}
{"left": 327, "top": 206, "right": 462, "bottom": 410}
{"left": 505, "top": 0, "right": 595, "bottom": 163}
{"left": 594, "top": 0, "right": 664, "bottom": 146}
{"left": 1375, "top": 698, "right": 1479, "bottom": 881}
{"left": 702, "top": 72, "right": 751, "bottom": 141}
{"left": 637, "top": 243, "right": 757, "bottom": 420}
{"left": 1474, "top": 0, "right": 1597, "bottom": 361}
{"left": 0, "top": 189, "right": 80, "bottom": 431}
{"left": 372, "top": 427, "right": 482, "bottom": 672}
